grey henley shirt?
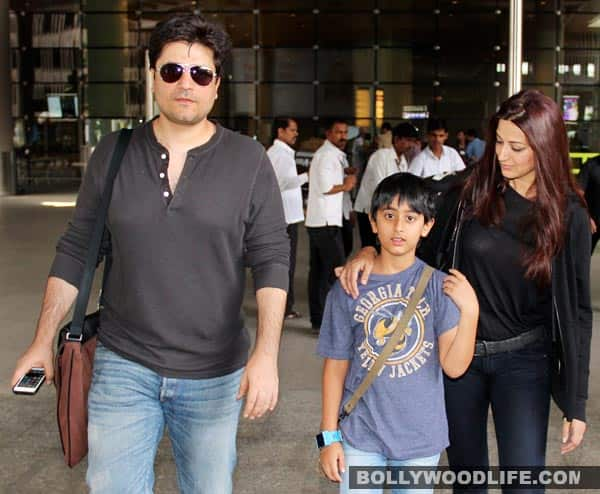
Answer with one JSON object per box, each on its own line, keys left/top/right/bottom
{"left": 50, "top": 121, "right": 289, "bottom": 378}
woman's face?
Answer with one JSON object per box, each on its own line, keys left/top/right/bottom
{"left": 495, "top": 119, "right": 537, "bottom": 191}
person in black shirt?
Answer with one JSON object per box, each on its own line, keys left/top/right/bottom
{"left": 577, "top": 155, "right": 600, "bottom": 253}
{"left": 336, "top": 90, "right": 592, "bottom": 493}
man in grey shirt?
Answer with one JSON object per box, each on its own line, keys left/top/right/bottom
{"left": 12, "top": 14, "right": 289, "bottom": 494}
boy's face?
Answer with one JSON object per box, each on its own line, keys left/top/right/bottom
{"left": 369, "top": 196, "right": 434, "bottom": 258}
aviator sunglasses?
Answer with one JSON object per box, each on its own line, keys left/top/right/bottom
{"left": 158, "top": 63, "right": 217, "bottom": 86}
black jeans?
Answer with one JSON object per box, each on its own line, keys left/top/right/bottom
{"left": 306, "top": 226, "right": 345, "bottom": 329}
{"left": 285, "top": 223, "right": 298, "bottom": 314}
{"left": 342, "top": 217, "right": 354, "bottom": 258}
{"left": 356, "top": 211, "right": 377, "bottom": 248}
{"left": 444, "top": 340, "right": 552, "bottom": 494}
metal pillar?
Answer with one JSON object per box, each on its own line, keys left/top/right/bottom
{"left": 145, "top": 50, "right": 154, "bottom": 121}
{"left": 508, "top": 0, "right": 523, "bottom": 97}
{"left": 0, "top": 0, "right": 15, "bottom": 195}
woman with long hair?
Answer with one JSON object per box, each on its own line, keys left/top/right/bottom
{"left": 337, "top": 90, "right": 592, "bottom": 492}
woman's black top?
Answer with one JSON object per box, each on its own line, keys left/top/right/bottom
{"left": 460, "top": 186, "right": 551, "bottom": 341}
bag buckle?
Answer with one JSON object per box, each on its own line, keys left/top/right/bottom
{"left": 65, "top": 332, "right": 83, "bottom": 342}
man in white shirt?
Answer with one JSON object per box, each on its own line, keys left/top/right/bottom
{"left": 354, "top": 122, "right": 419, "bottom": 247}
{"left": 267, "top": 117, "right": 307, "bottom": 320}
{"left": 305, "top": 119, "right": 357, "bottom": 332}
{"left": 408, "top": 118, "right": 465, "bottom": 178}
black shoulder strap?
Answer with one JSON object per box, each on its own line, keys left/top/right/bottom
{"left": 69, "top": 129, "right": 132, "bottom": 337}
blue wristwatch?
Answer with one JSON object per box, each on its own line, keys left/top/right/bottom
{"left": 316, "top": 430, "right": 343, "bottom": 449}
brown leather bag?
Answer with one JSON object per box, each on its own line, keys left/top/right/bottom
{"left": 55, "top": 321, "right": 97, "bottom": 467}
{"left": 53, "top": 129, "right": 131, "bottom": 467}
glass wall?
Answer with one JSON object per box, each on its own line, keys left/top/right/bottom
{"left": 8, "top": 0, "right": 600, "bottom": 189}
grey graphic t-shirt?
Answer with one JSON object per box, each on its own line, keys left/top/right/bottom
{"left": 317, "top": 258, "right": 460, "bottom": 460}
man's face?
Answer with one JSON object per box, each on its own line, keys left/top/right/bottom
{"left": 278, "top": 120, "right": 299, "bottom": 147}
{"left": 152, "top": 41, "right": 221, "bottom": 126}
{"left": 427, "top": 129, "right": 448, "bottom": 151}
{"left": 393, "top": 136, "right": 418, "bottom": 157}
{"left": 326, "top": 123, "right": 348, "bottom": 150}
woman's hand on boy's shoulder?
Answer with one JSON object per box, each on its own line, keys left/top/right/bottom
{"left": 442, "top": 269, "right": 479, "bottom": 316}
{"left": 319, "top": 442, "right": 346, "bottom": 483}
{"left": 335, "top": 246, "right": 378, "bottom": 299}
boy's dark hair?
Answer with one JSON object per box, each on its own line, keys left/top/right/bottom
{"left": 466, "top": 128, "right": 478, "bottom": 138}
{"left": 370, "top": 173, "right": 436, "bottom": 222}
{"left": 272, "top": 117, "right": 294, "bottom": 142}
{"left": 148, "top": 13, "right": 232, "bottom": 76}
{"left": 427, "top": 118, "right": 448, "bottom": 134}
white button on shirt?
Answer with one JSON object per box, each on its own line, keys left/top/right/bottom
{"left": 354, "top": 148, "right": 409, "bottom": 214}
{"left": 266, "top": 139, "right": 308, "bottom": 225}
{"left": 161, "top": 153, "right": 167, "bottom": 160}
{"left": 408, "top": 145, "right": 465, "bottom": 178}
{"left": 305, "top": 140, "right": 347, "bottom": 228}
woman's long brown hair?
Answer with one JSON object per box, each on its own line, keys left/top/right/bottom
{"left": 461, "top": 89, "right": 585, "bottom": 285}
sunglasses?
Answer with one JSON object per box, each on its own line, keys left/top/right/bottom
{"left": 158, "top": 63, "right": 217, "bottom": 86}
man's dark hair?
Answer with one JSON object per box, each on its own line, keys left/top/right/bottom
{"left": 272, "top": 117, "right": 295, "bottom": 142}
{"left": 427, "top": 118, "right": 448, "bottom": 134}
{"left": 323, "top": 118, "right": 348, "bottom": 132}
{"left": 148, "top": 13, "right": 232, "bottom": 76}
{"left": 466, "top": 128, "right": 478, "bottom": 138}
{"left": 370, "top": 172, "right": 436, "bottom": 222}
{"left": 381, "top": 122, "right": 393, "bottom": 132}
{"left": 392, "top": 122, "right": 419, "bottom": 140}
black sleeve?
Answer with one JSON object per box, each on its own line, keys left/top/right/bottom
{"left": 48, "top": 132, "right": 119, "bottom": 288}
{"left": 243, "top": 150, "right": 290, "bottom": 292}
{"left": 571, "top": 205, "right": 593, "bottom": 420}
{"left": 417, "top": 186, "right": 462, "bottom": 270}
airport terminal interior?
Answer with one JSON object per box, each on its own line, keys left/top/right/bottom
{"left": 2, "top": 0, "right": 600, "bottom": 492}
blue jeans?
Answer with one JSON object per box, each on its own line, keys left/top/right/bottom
{"left": 341, "top": 441, "right": 440, "bottom": 494}
{"left": 86, "top": 343, "right": 243, "bottom": 494}
{"left": 444, "top": 340, "right": 551, "bottom": 493}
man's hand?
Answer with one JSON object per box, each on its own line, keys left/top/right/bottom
{"left": 11, "top": 340, "right": 55, "bottom": 388}
{"left": 10, "top": 276, "right": 78, "bottom": 390}
{"left": 334, "top": 247, "right": 377, "bottom": 299}
{"left": 561, "top": 418, "right": 586, "bottom": 454}
{"left": 343, "top": 175, "right": 357, "bottom": 191}
{"left": 236, "top": 352, "right": 279, "bottom": 420}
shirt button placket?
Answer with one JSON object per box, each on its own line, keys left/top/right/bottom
{"left": 160, "top": 152, "right": 172, "bottom": 205}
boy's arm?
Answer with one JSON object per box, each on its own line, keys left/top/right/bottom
{"left": 321, "top": 358, "right": 350, "bottom": 430}
{"left": 438, "top": 269, "right": 479, "bottom": 378}
{"left": 320, "top": 358, "right": 350, "bottom": 483}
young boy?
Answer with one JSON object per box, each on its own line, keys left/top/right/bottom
{"left": 316, "top": 173, "right": 479, "bottom": 494}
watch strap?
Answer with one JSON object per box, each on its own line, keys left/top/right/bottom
{"left": 316, "top": 430, "right": 343, "bottom": 448}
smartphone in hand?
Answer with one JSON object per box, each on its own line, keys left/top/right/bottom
{"left": 12, "top": 367, "right": 46, "bottom": 395}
